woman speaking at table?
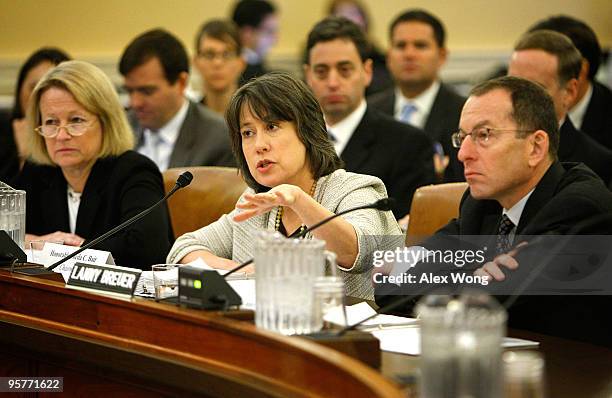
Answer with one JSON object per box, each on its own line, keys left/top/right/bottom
{"left": 14, "top": 61, "right": 173, "bottom": 269}
{"left": 167, "top": 72, "right": 400, "bottom": 299}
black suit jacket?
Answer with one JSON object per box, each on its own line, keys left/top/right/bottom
{"left": 13, "top": 151, "right": 174, "bottom": 270}
{"left": 377, "top": 162, "right": 612, "bottom": 346}
{"left": 367, "top": 83, "right": 466, "bottom": 182}
{"left": 340, "top": 107, "right": 435, "bottom": 218}
{"left": 558, "top": 118, "right": 612, "bottom": 185}
{"left": 0, "top": 109, "right": 20, "bottom": 182}
{"left": 580, "top": 81, "right": 612, "bottom": 150}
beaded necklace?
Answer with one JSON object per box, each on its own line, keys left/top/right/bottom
{"left": 274, "top": 180, "right": 317, "bottom": 237}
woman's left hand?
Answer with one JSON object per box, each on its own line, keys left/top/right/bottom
{"left": 233, "top": 184, "right": 304, "bottom": 222}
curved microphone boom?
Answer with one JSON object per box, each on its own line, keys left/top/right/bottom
{"left": 223, "top": 197, "right": 395, "bottom": 277}
{"left": 45, "top": 171, "right": 193, "bottom": 271}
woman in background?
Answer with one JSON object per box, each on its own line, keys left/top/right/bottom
{"left": 14, "top": 61, "right": 173, "bottom": 269}
{"left": 0, "top": 48, "right": 70, "bottom": 181}
{"left": 167, "top": 72, "right": 401, "bottom": 299}
{"left": 193, "top": 19, "right": 246, "bottom": 115}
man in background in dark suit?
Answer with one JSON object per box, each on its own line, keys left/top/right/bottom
{"left": 529, "top": 15, "right": 612, "bottom": 150}
{"left": 508, "top": 30, "right": 612, "bottom": 185}
{"left": 376, "top": 76, "right": 612, "bottom": 346}
{"left": 119, "top": 29, "right": 234, "bottom": 171}
{"left": 367, "top": 9, "right": 465, "bottom": 182}
{"left": 304, "top": 17, "right": 435, "bottom": 218}
{"left": 232, "top": 0, "right": 279, "bottom": 84}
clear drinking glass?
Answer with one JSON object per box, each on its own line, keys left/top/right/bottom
{"left": 416, "top": 292, "right": 507, "bottom": 398}
{"left": 254, "top": 231, "right": 337, "bottom": 335}
{"left": 312, "top": 275, "right": 347, "bottom": 331}
{"left": 503, "top": 351, "right": 546, "bottom": 398}
{"left": 152, "top": 264, "right": 179, "bottom": 299}
{"left": 0, "top": 187, "right": 26, "bottom": 250}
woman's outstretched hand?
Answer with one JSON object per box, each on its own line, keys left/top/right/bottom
{"left": 233, "top": 184, "right": 304, "bottom": 222}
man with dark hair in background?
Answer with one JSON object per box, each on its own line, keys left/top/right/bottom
{"left": 231, "top": 0, "right": 279, "bottom": 84}
{"left": 508, "top": 29, "right": 612, "bottom": 185}
{"left": 529, "top": 15, "right": 612, "bottom": 150}
{"left": 368, "top": 9, "right": 466, "bottom": 182}
{"left": 119, "top": 29, "right": 234, "bottom": 171}
{"left": 304, "top": 17, "right": 435, "bottom": 218}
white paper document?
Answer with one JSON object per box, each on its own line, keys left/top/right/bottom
{"left": 331, "top": 302, "right": 538, "bottom": 356}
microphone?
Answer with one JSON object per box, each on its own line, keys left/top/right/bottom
{"left": 223, "top": 197, "right": 396, "bottom": 277}
{"left": 18, "top": 171, "right": 193, "bottom": 275}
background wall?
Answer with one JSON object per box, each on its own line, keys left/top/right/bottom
{"left": 0, "top": 0, "right": 610, "bottom": 99}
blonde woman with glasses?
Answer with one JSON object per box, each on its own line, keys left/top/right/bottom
{"left": 13, "top": 60, "right": 173, "bottom": 270}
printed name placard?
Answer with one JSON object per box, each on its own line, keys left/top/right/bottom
{"left": 67, "top": 262, "right": 141, "bottom": 298}
{"left": 34, "top": 243, "right": 115, "bottom": 282}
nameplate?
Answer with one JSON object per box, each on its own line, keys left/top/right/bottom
{"left": 34, "top": 243, "right": 115, "bottom": 281}
{"left": 67, "top": 262, "right": 141, "bottom": 298}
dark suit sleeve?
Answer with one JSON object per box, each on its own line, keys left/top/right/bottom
{"left": 390, "top": 128, "right": 436, "bottom": 218}
{"left": 94, "top": 156, "right": 173, "bottom": 269}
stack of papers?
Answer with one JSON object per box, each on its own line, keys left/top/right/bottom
{"left": 329, "top": 302, "right": 539, "bottom": 356}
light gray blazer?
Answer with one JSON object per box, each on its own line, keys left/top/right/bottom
{"left": 130, "top": 100, "right": 235, "bottom": 168}
{"left": 167, "top": 169, "right": 403, "bottom": 299}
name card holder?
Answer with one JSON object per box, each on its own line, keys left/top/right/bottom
{"left": 67, "top": 262, "right": 141, "bottom": 299}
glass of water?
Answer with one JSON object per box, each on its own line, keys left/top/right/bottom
{"left": 0, "top": 188, "right": 26, "bottom": 250}
{"left": 416, "top": 292, "right": 507, "bottom": 398}
{"left": 312, "top": 276, "right": 347, "bottom": 331}
{"left": 152, "top": 264, "right": 178, "bottom": 299}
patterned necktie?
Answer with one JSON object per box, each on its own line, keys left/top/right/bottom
{"left": 399, "top": 103, "right": 417, "bottom": 125}
{"left": 496, "top": 214, "right": 515, "bottom": 255}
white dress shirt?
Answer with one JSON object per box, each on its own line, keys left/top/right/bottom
{"left": 393, "top": 80, "right": 440, "bottom": 129}
{"left": 138, "top": 99, "right": 189, "bottom": 171}
{"left": 326, "top": 100, "right": 367, "bottom": 156}
{"left": 502, "top": 189, "right": 534, "bottom": 243}
{"left": 568, "top": 83, "right": 593, "bottom": 131}
{"left": 67, "top": 186, "right": 82, "bottom": 234}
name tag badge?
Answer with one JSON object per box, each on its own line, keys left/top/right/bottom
{"left": 67, "top": 262, "right": 142, "bottom": 298}
{"left": 36, "top": 243, "right": 115, "bottom": 282}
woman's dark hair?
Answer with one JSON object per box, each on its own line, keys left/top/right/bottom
{"left": 12, "top": 47, "right": 71, "bottom": 120}
{"left": 226, "top": 71, "right": 342, "bottom": 192}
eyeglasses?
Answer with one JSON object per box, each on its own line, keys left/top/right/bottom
{"left": 451, "top": 127, "right": 533, "bottom": 148}
{"left": 197, "top": 50, "right": 238, "bottom": 62}
{"left": 35, "top": 120, "right": 94, "bottom": 138}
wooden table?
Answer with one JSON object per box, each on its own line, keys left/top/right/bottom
{"left": 1, "top": 270, "right": 611, "bottom": 397}
{"left": 0, "top": 270, "right": 403, "bottom": 397}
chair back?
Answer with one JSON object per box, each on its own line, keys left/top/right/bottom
{"left": 163, "top": 167, "right": 247, "bottom": 239}
{"left": 406, "top": 182, "right": 468, "bottom": 245}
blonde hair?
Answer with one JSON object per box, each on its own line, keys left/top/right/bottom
{"left": 27, "top": 60, "right": 134, "bottom": 165}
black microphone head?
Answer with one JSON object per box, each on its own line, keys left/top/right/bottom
{"left": 374, "top": 197, "right": 395, "bottom": 211}
{"left": 176, "top": 171, "right": 193, "bottom": 188}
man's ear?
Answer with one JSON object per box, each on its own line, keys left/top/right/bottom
{"left": 175, "top": 71, "right": 189, "bottom": 93}
{"left": 528, "top": 130, "right": 550, "bottom": 167}
{"left": 562, "top": 78, "right": 579, "bottom": 111}
{"left": 363, "top": 58, "right": 373, "bottom": 87}
{"left": 303, "top": 63, "right": 312, "bottom": 85}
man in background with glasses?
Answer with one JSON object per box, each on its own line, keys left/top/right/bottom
{"left": 376, "top": 76, "right": 612, "bottom": 346}
{"left": 193, "top": 19, "right": 246, "bottom": 116}
{"left": 119, "top": 29, "right": 235, "bottom": 171}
